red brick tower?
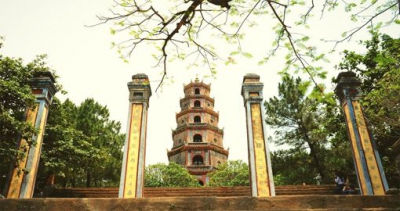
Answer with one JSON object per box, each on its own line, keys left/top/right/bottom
{"left": 167, "top": 77, "right": 229, "bottom": 185}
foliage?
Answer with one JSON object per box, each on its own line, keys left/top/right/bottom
{"left": 271, "top": 149, "right": 315, "bottom": 185}
{"left": 145, "top": 162, "right": 200, "bottom": 187}
{"left": 96, "top": 0, "right": 399, "bottom": 90}
{"left": 264, "top": 75, "right": 353, "bottom": 183}
{"left": 365, "top": 69, "right": 400, "bottom": 188}
{"left": 337, "top": 33, "right": 400, "bottom": 188}
{"left": 0, "top": 39, "right": 124, "bottom": 189}
{"left": 40, "top": 98, "right": 88, "bottom": 187}
{"left": 208, "top": 160, "right": 249, "bottom": 187}
{"left": 41, "top": 98, "right": 125, "bottom": 187}
{"left": 265, "top": 76, "right": 326, "bottom": 179}
{"left": 338, "top": 32, "right": 400, "bottom": 92}
{"left": 365, "top": 70, "right": 400, "bottom": 136}
{"left": 0, "top": 38, "right": 59, "bottom": 190}
{"left": 75, "top": 98, "right": 125, "bottom": 187}
{"left": 272, "top": 146, "right": 354, "bottom": 185}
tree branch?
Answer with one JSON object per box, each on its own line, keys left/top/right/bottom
{"left": 267, "top": 0, "right": 323, "bottom": 92}
{"left": 329, "top": 3, "right": 398, "bottom": 50}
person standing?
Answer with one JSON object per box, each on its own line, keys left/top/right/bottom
{"left": 334, "top": 171, "right": 345, "bottom": 194}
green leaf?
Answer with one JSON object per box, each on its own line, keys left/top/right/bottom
{"left": 242, "top": 52, "right": 253, "bottom": 58}
{"left": 301, "top": 36, "right": 310, "bottom": 42}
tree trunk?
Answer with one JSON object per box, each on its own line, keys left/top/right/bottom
{"left": 86, "top": 170, "right": 91, "bottom": 187}
{"left": 307, "top": 139, "right": 325, "bottom": 179}
{"left": 70, "top": 178, "right": 76, "bottom": 188}
{"left": 300, "top": 126, "right": 325, "bottom": 180}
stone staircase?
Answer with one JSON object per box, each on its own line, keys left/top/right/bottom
{"left": 2, "top": 186, "right": 399, "bottom": 210}
{"left": 49, "top": 185, "right": 337, "bottom": 198}
{"left": 0, "top": 185, "right": 400, "bottom": 211}
{"left": 1, "top": 195, "right": 400, "bottom": 211}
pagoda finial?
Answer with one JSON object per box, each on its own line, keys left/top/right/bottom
{"left": 195, "top": 74, "right": 199, "bottom": 83}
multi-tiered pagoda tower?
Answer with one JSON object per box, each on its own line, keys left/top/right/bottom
{"left": 167, "top": 78, "right": 229, "bottom": 185}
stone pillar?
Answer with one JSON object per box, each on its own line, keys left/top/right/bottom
{"left": 241, "top": 73, "right": 275, "bottom": 197}
{"left": 119, "top": 74, "right": 151, "bottom": 198}
{"left": 5, "top": 72, "right": 57, "bottom": 198}
{"left": 335, "top": 72, "right": 389, "bottom": 195}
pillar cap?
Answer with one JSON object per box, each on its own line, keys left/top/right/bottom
{"left": 128, "top": 73, "right": 152, "bottom": 105}
{"left": 32, "top": 71, "right": 56, "bottom": 83}
{"left": 334, "top": 71, "right": 362, "bottom": 102}
{"left": 243, "top": 73, "right": 260, "bottom": 83}
{"left": 29, "top": 71, "right": 57, "bottom": 102}
{"left": 335, "top": 71, "right": 361, "bottom": 87}
{"left": 132, "top": 73, "right": 148, "bottom": 80}
{"left": 241, "top": 73, "right": 263, "bottom": 104}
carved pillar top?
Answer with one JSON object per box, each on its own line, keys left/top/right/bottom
{"left": 128, "top": 74, "right": 152, "bottom": 106}
{"left": 334, "top": 71, "right": 362, "bottom": 103}
{"left": 241, "top": 73, "right": 264, "bottom": 105}
{"left": 29, "top": 71, "right": 57, "bottom": 105}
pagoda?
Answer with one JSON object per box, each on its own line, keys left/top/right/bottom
{"left": 167, "top": 77, "right": 229, "bottom": 185}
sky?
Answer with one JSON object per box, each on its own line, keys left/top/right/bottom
{"left": 0, "top": 0, "right": 398, "bottom": 165}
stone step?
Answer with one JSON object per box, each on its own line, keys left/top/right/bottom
{"left": 2, "top": 195, "right": 400, "bottom": 211}
{"left": 50, "top": 185, "right": 337, "bottom": 198}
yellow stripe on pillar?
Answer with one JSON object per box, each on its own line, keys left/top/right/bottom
{"left": 7, "top": 106, "right": 39, "bottom": 198}
{"left": 251, "top": 103, "right": 271, "bottom": 197}
{"left": 24, "top": 106, "right": 48, "bottom": 197}
{"left": 343, "top": 104, "right": 368, "bottom": 193}
{"left": 352, "top": 101, "right": 385, "bottom": 195}
{"left": 123, "top": 103, "right": 143, "bottom": 198}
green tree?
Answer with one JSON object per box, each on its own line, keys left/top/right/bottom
{"left": 337, "top": 33, "right": 400, "bottom": 187}
{"left": 75, "top": 98, "right": 125, "bottom": 187}
{"left": 264, "top": 76, "right": 329, "bottom": 180}
{"left": 41, "top": 98, "right": 91, "bottom": 187}
{"left": 264, "top": 75, "right": 354, "bottom": 183}
{"left": 338, "top": 32, "right": 400, "bottom": 92}
{"left": 272, "top": 145, "right": 354, "bottom": 185}
{"left": 208, "top": 160, "right": 249, "bottom": 187}
{"left": 145, "top": 162, "right": 199, "bottom": 187}
{"left": 0, "top": 38, "right": 58, "bottom": 190}
{"left": 41, "top": 98, "right": 124, "bottom": 187}
{"left": 271, "top": 149, "right": 314, "bottom": 185}
{"left": 366, "top": 70, "right": 400, "bottom": 188}
{"left": 366, "top": 70, "right": 400, "bottom": 135}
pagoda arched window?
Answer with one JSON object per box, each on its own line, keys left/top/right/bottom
{"left": 194, "top": 116, "right": 201, "bottom": 123}
{"left": 192, "top": 155, "right": 203, "bottom": 165}
{"left": 194, "top": 88, "right": 200, "bottom": 95}
{"left": 193, "top": 134, "right": 202, "bottom": 142}
{"left": 194, "top": 100, "right": 201, "bottom": 107}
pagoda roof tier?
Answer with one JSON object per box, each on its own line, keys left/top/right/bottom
{"left": 180, "top": 94, "right": 215, "bottom": 104}
{"left": 176, "top": 107, "right": 219, "bottom": 119}
{"left": 167, "top": 142, "right": 229, "bottom": 157}
{"left": 172, "top": 123, "right": 223, "bottom": 136}
{"left": 186, "top": 166, "right": 215, "bottom": 175}
{"left": 184, "top": 81, "right": 210, "bottom": 91}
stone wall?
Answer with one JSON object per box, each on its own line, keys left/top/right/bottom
{"left": 1, "top": 195, "right": 400, "bottom": 211}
